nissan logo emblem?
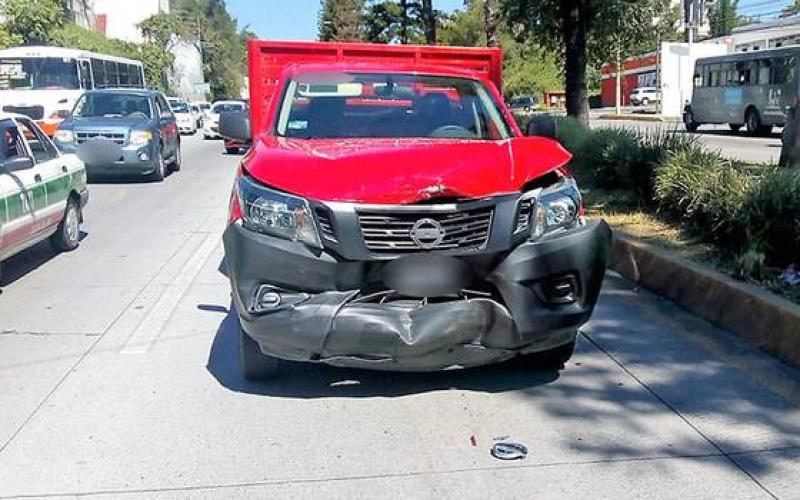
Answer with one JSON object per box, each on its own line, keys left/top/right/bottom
{"left": 410, "top": 218, "right": 446, "bottom": 249}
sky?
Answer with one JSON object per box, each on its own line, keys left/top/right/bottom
{"left": 226, "top": 0, "right": 465, "bottom": 41}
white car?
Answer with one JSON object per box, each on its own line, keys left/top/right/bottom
{"left": 1, "top": 113, "right": 88, "bottom": 267}
{"left": 203, "top": 100, "right": 246, "bottom": 140}
{"left": 167, "top": 98, "right": 197, "bottom": 135}
{"left": 630, "top": 87, "right": 661, "bottom": 106}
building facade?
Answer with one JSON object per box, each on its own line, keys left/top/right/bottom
{"left": 93, "top": 0, "right": 170, "bottom": 44}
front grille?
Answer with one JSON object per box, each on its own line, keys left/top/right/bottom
{"left": 3, "top": 105, "right": 44, "bottom": 120}
{"left": 358, "top": 207, "right": 493, "bottom": 253}
{"left": 75, "top": 131, "right": 126, "bottom": 146}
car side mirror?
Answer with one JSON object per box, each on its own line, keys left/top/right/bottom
{"left": 219, "top": 111, "right": 251, "bottom": 142}
{"left": 525, "top": 115, "right": 557, "bottom": 139}
{"left": 1, "top": 156, "right": 34, "bottom": 172}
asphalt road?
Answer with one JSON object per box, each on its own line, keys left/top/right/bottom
{"left": 592, "top": 119, "right": 783, "bottom": 165}
{"left": 1, "top": 135, "right": 799, "bottom": 499}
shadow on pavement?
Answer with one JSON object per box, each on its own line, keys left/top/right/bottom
{"left": 0, "top": 231, "right": 88, "bottom": 287}
{"left": 206, "top": 309, "right": 559, "bottom": 398}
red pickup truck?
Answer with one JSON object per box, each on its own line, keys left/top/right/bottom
{"left": 220, "top": 40, "right": 611, "bottom": 379}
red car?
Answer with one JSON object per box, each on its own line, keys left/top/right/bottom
{"left": 221, "top": 41, "right": 611, "bottom": 379}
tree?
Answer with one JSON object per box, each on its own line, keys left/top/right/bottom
{"left": 319, "top": 0, "right": 366, "bottom": 41}
{"left": 484, "top": 0, "right": 500, "bottom": 47}
{"left": 2, "top": 0, "right": 65, "bottom": 45}
{"left": 781, "top": 1, "right": 800, "bottom": 17}
{"left": 363, "top": 1, "right": 425, "bottom": 43}
{"left": 709, "top": 0, "right": 741, "bottom": 37}
{"left": 421, "top": 0, "right": 436, "bottom": 44}
{"left": 439, "top": 1, "right": 562, "bottom": 99}
{"left": 504, "top": 0, "right": 676, "bottom": 125}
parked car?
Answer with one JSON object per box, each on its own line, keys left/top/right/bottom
{"left": 220, "top": 41, "right": 612, "bottom": 380}
{"left": 54, "top": 89, "right": 181, "bottom": 182}
{"left": 167, "top": 98, "right": 197, "bottom": 135}
{"left": 0, "top": 113, "right": 88, "bottom": 269}
{"left": 630, "top": 87, "right": 660, "bottom": 106}
{"left": 507, "top": 95, "right": 539, "bottom": 115}
{"left": 203, "top": 100, "right": 246, "bottom": 140}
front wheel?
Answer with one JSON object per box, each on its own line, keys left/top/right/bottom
{"left": 641, "top": 97, "right": 650, "bottom": 106}
{"left": 150, "top": 147, "right": 166, "bottom": 182}
{"left": 240, "top": 326, "right": 281, "bottom": 380}
{"left": 745, "top": 108, "right": 771, "bottom": 136}
{"left": 170, "top": 144, "right": 182, "bottom": 172}
{"left": 50, "top": 197, "right": 81, "bottom": 252}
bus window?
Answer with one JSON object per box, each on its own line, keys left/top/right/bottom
{"left": 78, "top": 60, "right": 92, "bottom": 89}
{"left": 105, "top": 61, "right": 119, "bottom": 87}
{"left": 709, "top": 64, "right": 721, "bottom": 87}
{"left": 735, "top": 61, "right": 752, "bottom": 86}
{"left": 773, "top": 57, "right": 795, "bottom": 85}
{"left": 694, "top": 72, "right": 703, "bottom": 87}
{"left": 758, "top": 59, "right": 771, "bottom": 85}
{"left": 91, "top": 58, "right": 107, "bottom": 88}
{"left": 118, "top": 63, "right": 130, "bottom": 87}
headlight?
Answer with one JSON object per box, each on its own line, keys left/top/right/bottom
{"left": 236, "top": 175, "right": 322, "bottom": 248}
{"left": 523, "top": 177, "right": 581, "bottom": 240}
{"left": 130, "top": 130, "right": 152, "bottom": 146}
{"left": 54, "top": 129, "right": 74, "bottom": 143}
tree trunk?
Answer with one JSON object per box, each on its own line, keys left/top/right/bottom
{"left": 560, "top": 0, "right": 590, "bottom": 125}
{"left": 683, "top": 0, "right": 692, "bottom": 43}
{"left": 422, "top": 0, "right": 436, "bottom": 44}
{"left": 484, "top": 0, "right": 500, "bottom": 48}
{"left": 615, "top": 42, "right": 622, "bottom": 116}
{"left": 400, "top": 0, "right": 409, "bottom": 44}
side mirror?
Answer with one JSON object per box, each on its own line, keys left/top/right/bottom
{"left": 1, "top": 156, "right": 34, "bottom": 172}
{"left": 219, "top": 111, "right": 251, "bottom": 142}
{"left": 525, "top": 115, "right": 557, "bottom": 139}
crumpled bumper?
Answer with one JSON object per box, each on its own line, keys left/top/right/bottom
{"left": 223, "top": 220, "right": 612, "bottom": 371}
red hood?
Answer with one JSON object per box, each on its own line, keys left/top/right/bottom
{"left": 243, "top": 136, "right": 572, "bottom": 204}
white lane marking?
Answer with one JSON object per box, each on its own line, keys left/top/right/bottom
{"left": 119, "top": 232, "right": 219, "bottom": 354}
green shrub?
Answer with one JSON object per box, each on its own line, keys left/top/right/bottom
{"left": 743, "top": 169, "right": 800, "bottom": 265}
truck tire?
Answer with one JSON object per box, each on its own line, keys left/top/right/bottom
{"left": 50, "top": 197, "right": 81, "bottom": 252}
{"left": 746, "top": 108, "right": 768, "bottom": 136}
{"left": 240, "top": 326, "right": 281, "bottom": 380}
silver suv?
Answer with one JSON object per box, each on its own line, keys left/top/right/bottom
{"left": 630, "top": 87, "right": 660, "bottom": 106}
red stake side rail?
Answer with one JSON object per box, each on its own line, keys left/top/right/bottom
{"left": 246, "top": 39, "right": 503, "bottom": 137}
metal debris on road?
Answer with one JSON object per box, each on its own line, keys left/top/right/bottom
{"left": 490, "top": 442, "right": 528, "bottom": 460}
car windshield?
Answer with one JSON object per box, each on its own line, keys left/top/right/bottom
{"left": 212, "top": 103, "right": 244, "bottom": 113}
{"left": 73, "top": 93, "right": 151, "bottom": 119}
{"left": 0, "top": 57, "right": 79, "bottom": 90}
{"left": 170, "top": 100, "right": 190, "bottom": 113}
{"left": 276, "top": 72, "right": 511, "bottom": 140}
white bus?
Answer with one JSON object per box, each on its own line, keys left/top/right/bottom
{"left": 0, "top": 46, "right": 145, "bottom": 136}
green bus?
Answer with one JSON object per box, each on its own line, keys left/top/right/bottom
{"left": 684, "top": 46, "right": 800, "bottom": 135}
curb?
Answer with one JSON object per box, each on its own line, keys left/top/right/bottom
{"left": 611, "top": 233, "right": 800, "bottom": 370}
{"left": 596, "top": 114, "right": 681, "bottom": 123}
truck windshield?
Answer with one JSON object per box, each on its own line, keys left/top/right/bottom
{"left": 276, "top": 72, "right": 512, "bottom": 140}
{"left": 0, "top": 57, "right": 79, "bottom": 90}
{"left": 73, "top": 93, "right": 152, "bottom": 119}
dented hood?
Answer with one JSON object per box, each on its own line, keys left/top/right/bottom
{"left": 244, "top": 136, "right": 572, "bottom": 204}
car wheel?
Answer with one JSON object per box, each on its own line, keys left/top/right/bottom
{"left": 50, "top": 197, "right": 81, "bottom": 252}
{"left": 170, "top": 144, "right": 182, "bottom": 172}
{"left": 240, "top": 326, "right": 281, "bottom": 380}
{"left": 684, "top": 110, "right": 699, "bottom": 133}
{"left": 203, "top": 134, "right": 211, "bottom": 140}
{"left": 225, "top": 146, "right": 239, "bottom": 154}
{"left": 151, "top": 146, "right": 166, "bottom": 182}
{"left": 641, "top": 97, "right": 650, "bottom": 106}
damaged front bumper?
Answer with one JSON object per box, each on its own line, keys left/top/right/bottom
{"left": 223, "top": 220, "right": 612, "bottom": 371}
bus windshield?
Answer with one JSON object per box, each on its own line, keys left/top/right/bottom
{"left": 0, "top": 57, "right": 79, "bottom": 90}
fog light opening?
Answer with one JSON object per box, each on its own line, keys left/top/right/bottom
{"left": 249, "top": 285, "right": 309, "bottom": 314}
{"left": 139, "top": 152, "right": 149, "bottom": 162}
{"left": 537, "top": 275, "right": 579, "bottom": 305}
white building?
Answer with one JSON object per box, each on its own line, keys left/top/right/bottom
{"left": 93, "top": 0, "right": 170, "bottom": 44}
{"left": 169, "top": 38, "right": 208, "bottom": 102}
